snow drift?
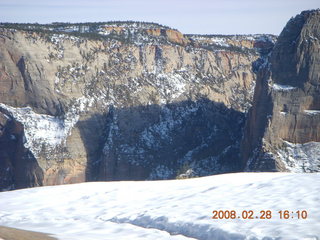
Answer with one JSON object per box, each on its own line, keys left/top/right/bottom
{"left": 0, "top": 173, "right": 319, "bottom": 240}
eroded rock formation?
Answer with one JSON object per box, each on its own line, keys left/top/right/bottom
{"left": 241, "top": 10, "right": 320, "bottom": 172}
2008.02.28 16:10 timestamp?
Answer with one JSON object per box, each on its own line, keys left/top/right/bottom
{"left": 212, "top": 210, "right": 308, "bottom": 220}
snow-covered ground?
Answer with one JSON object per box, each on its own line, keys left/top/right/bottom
{"left": 0, "top": 173, "right": 319, "bottom": 240}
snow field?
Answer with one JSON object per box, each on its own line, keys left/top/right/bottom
{"left": 0, "top": 173, "right": 319, "bottom": 240}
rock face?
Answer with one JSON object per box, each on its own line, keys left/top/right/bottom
{"left": 241, "top": 10, "right": 320, "bottom": 172}
{"left": 0, "top": 21, "right": 274, "bottom": 190}
{"left": 0, "top": 108, "right": 43, "bottom": 190}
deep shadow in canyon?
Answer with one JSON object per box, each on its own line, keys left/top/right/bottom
{"left": 78, "top": 98, "right": 246, "bottom": 181}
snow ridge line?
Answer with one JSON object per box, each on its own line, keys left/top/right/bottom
{"left": 108, "top": 215, "right": 246, "bottom": 240}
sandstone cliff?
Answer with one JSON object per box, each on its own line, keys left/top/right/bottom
{"left": 0, "top": 22, "right": 273, "bottom": 190}
{"left": 241, "top": 10, "right": 320, "bottom": 172}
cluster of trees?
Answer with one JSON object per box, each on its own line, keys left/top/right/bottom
{"left": 0, "top": 21, "right": 178, "bottom": 44}
{"left": 0, "top": 21, "right": 175, "bottom": 32}
{"left": 186, "top": 34, "right": 259, "bottom": 55}
{"left": 0, "top": 22, "right": 114, "bottom": 42}
{"left": 200, "top": 43, "right": 257, "bottom": 55}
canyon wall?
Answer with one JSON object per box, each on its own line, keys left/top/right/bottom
{"left": 241, "top": 10, "right": 320, "bottom": 172}
{"left": 0, "top": 22, "right": 272, "bottom": 190}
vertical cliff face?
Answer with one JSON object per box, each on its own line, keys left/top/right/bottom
{"left": 0, "top": 108, "right": 43, "bottom": 190}
{"left": 0, "top": 22, "right": 274, "bottom": 190}
{"left": 242, "top": 10, "right": 320, "bottom": 172}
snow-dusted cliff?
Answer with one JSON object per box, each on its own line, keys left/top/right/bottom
{"left": 0, "top": 22, "right": 275, "bottom": 190}
{"left": 241, "top": 10, "right": 320, "bottom": 173}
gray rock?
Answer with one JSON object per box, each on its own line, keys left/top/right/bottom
{"left": 241, "top": 10, "right": 320, "bottom": 172}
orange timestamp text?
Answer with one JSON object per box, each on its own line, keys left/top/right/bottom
{"left": 212, "top": 210, "right": 308, "bottom": 220}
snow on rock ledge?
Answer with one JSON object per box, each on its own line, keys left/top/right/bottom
{"left": 303, "top": 110, "right": 320, "bottom": 115}
{"left": 0, "top": 101, "right": 88, "bottom": 158}
{"left": 277, "top": 141, "right": 320, "bottom": 172}
{"left": 272, "top": 83, "right": 297, "bottom": 91}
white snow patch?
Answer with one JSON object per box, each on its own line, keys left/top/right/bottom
{"left": 0, "top": 99, "right": 93, "bottom": 157}
{"left": 209, "top": 37, "right": 230, "bottom": 47}
{"left": 304, "top": 110, "right": 320, "bottom": 115}
{"left": 0, "top": 173, "right": 319, "bottom": 240}
{"left": 272, "top": 83, "right": 296, "bottom": 91}
{"left": 189, "top": 36, "right": 230, "bottom": 47}
{"left": 277, "top": 141, "right": 320, "bottom": 172}
{"left": 54, "top": 76, "right": 60, "bottom": 84}
{"left": 0, "top": 104, "right": 77, "bottom": 157}
{"left": 151, "top": 72, "right": 188, "bottom": 103}
{"left": 309, "top": 35, "right": 319, "bottom": 41}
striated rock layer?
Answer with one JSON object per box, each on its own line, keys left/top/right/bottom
{"left": 241, "top": 10, "right": 320, "bottom": 172}
{"left": 0, "top": 22, "right": 273, "bottom": 190}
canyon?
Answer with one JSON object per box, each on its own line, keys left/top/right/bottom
{"left": 0, "top": 10, "right": 319, "bottom": 191}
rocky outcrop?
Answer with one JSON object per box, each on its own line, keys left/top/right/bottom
{"left": 0, "top": 108, "right": 43, "bottom": 190}
{"left": 241, "top": 10, "right": 320, "bottom": 172}
{"left": 0, "top": 22, "right": 274, "bottom": 190}
{"left": 100, "top": 25, "right": 190, "bottom": 46}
